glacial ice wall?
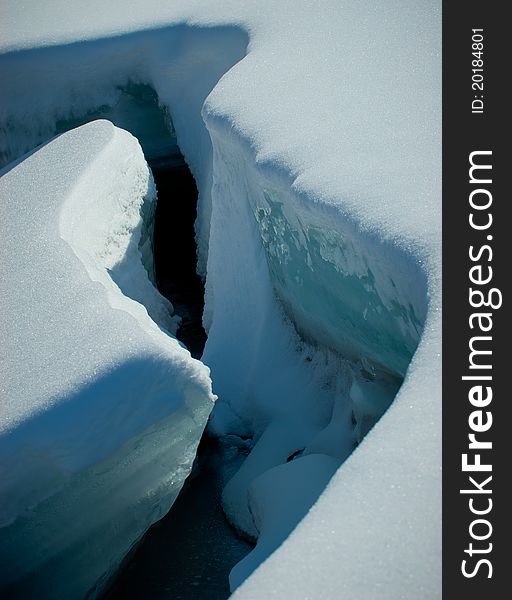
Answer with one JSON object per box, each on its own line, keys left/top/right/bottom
{"left": 202, "top": 121, "right": 420, "bottom": 588}
{"left": 251, "top": 188, "right": 425, "bottom": 377}
{"left": 0, "top": 121, "right": 214, "bottom": 598}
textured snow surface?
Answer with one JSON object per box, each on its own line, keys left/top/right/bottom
{"left": 0, "top": 121, "right": 214, "bottom": 597}
{"left": 1, "top": 1, "right": 441, "bottom": 598}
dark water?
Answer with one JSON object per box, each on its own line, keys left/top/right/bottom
{"left": 104, "top": 436, "right": 252, "bottom": 600}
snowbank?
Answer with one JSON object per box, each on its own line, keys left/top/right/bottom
{"left": 203, "top": 114, "right": 438, "bottom": 596}
{"left": 0, "top": 120, "right": 214, "bottom": 597}
{"left": 1, "top": 1, "right": 441, "bottom": 598}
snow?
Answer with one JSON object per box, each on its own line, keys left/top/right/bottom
{"left": 230, "top": 453, "right": 341, "bottom": 592}
{"left": 0, "top": 120, "right": 214, "bottom": 597}
{"left": 1, "top": 1, "right": 441, "bottom": 599}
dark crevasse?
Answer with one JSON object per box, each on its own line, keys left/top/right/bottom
{"left": 152, "top": 163, "right": 207, "bottom": 358}
{"left": 77, "top": 84, "right": 253, "bottom": 599}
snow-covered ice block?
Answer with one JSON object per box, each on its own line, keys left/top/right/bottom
{"left": 0, "top": 120, "right": 215, "bottom": 598}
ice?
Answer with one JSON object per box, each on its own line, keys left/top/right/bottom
{"left": 1, "top": 1, "right": 441, "bottom": 598}
{"left": 202, "top": 126, "right": 425, "bottom": 587}
{"left": 0, "top": 120, "right": 214, "bottom": 597}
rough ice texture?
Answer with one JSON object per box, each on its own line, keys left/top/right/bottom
{"left": 0, "top": 121, "right": 215, "bottom": 597}
{"left": 1, "top": 1, "right": 441, "bottom": 599}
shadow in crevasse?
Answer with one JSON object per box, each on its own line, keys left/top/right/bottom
{"left": 152, "top": 163, "right": 207, "bottom": 359}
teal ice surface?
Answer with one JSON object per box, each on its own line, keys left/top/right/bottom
{"left": 253, "top": 190, "right": 424, "bottom": 377}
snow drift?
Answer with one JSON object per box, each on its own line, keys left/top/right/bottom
{"left": 1, "top": 2, "right": 441, "bottom": 598}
